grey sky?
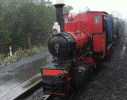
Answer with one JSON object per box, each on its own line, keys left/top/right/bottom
{"left": 51, "top": 0, "right": 127, "bottom": 19}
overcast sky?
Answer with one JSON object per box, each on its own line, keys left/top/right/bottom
{"left": 51, "top": 0, "right": 127, "bottom": 20}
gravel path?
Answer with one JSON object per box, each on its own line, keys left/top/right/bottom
{"left": 0, "top": 51, "right": 49, "bottom": 75}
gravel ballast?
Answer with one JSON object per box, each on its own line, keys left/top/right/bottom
{"left": 25, "top": 34, "right": 127, "bottom": 100}
{"left": 73, "top": 34, "right": 127, "bottom": 100}
{"left": 1, "top": 35, "right": 127, "bottom": 100}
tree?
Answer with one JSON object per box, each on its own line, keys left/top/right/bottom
{"left": 63, "top": 5, "right": 73, "bottom": 14}
{"left": 0, "top": 0, "right": 56, "bottom": 54}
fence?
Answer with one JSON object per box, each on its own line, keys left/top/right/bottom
{"left": 1, "top": 36, "right": 49, "bottom": 53}
{"left": 0, "top": 36, "right": 50, "bottom": 67}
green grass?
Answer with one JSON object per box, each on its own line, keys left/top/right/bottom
{"left": 0, "top": 45, "right": 48, "bottom": 68}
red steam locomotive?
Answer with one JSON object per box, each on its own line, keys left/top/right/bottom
{"left": 41, "top": 3, "right": 123, "bottom": 96}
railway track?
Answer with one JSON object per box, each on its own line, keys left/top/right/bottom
{"left": 1, "top": 34, "right": 126, "bottom": 100}
{"left": 0, "top": 52, "right": 52, "bottom": 100}
{"left": 17, "top": 81, "right": 79, "bottom": 100}
{"left": 13, "top": 77, "right": 51, "bottom": 100}
{"left": 11, "top": 62, "right": 107, "bottom": 100}
{"left": 0, "top": 60, "right": 102, "bottom": 100}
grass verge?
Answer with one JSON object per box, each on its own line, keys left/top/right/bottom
{"left": 0, "top": 45, "right": 48, "bottom": 68}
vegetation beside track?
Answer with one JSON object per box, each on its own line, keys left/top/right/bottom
{"left": 0, "top": 0, "right": 73, "bottom": 68}
{"left": 0, "top": 45, "right": 47, "bottom": 68}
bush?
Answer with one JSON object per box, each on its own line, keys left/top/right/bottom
{"left": 0, "top": 46, "right": 48, "bottom": 68}
{"left": 0, "top": 54, "right": 17, "bottom": 68}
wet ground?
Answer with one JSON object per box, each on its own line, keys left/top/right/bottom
{"left": 72, "top": 34, "right": 127, "bottom": 100}
{"left": 25, "top": 33, "right": 127, "bottom": 100}
{"left": 1, "top": 31, "right": 126, "bottom": 99}
{"left": 0, "top": 52, "right": 52, "bottom": 100}
{"left": 0, "top": 51, "right": 49, "bottom": 75}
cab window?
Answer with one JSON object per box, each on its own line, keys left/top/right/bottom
{"left": 94, "top": 15, "right": 100, "bottom": 24}
{"left": 64, "top": 17, "right": 69, "bottom": 23}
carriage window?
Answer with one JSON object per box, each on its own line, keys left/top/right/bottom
{"left": 94, "top": 16, "right": 100, "bottom": 24}
{"left": 64, "top": 17, "right": 69, "bottom": 23}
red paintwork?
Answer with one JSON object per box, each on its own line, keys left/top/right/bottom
{"left": 69, "top": 31, "right": 88, "bottom": 50}
{"left": 43, "top": 66, "right": 72, "bottom": 94}
{"left": 64, "top": 22, "right": 76, "bottom": 32}
{"left": 77, "top": 56, "right": 94, "bottom": 67}
{"left": 82, "top": 57, "right": 94, "bottom": 66}
{"left": 66, "top": 66, "right": 72, "bottom": 92}
{"left": 64, "top": 11, "right": 106, "bottom": 55}
{"left": 44, "top": 12, "right": 109, "bottom": 96}
{"left": 93, "top": 33, "right": 106, "bottom": 59}
{"left": 64, "top": 12, "right": 103, "bottom": 37}
{"left": 43, "top": 70, "right": 62, "bottom": 76}
{"left": 102, "top": 33, "right": 106, "bottom": 58}
{"left": 64, "top": 21, "right": 89, "bottom": 51}
{"left": 59, "top": 12, "right": 108, "bottom": 95}
{"left": 63, "top": 14, "right": 69, "bottom": 18}
{"left": 93, "top": 35, "right": 103, "bottom": 52}
{"left": 63, "top": 13, "right": 70, "bottom": 23}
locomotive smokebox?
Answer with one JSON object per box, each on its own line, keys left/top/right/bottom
{"left": 53, "top": 3, "right": 65, "bottom": 32}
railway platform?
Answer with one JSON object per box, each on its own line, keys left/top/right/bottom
{"left": 0, "top": 53, "right": 52, "bottom": 100}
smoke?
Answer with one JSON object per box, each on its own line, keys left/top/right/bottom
{"left": 69, "top": 6, "right": 90, "bottom": 17}
{"left": 68, "top": 9, "right": 77, "bottom": 17}
{"left": 56, "top": 0, "right": 65, "bottom": 4}
{"left": 111, "top": 11, "right": 122, "bottom": 19}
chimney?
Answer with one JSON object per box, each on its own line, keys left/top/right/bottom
{"left": 53, "top": 3, "right": 65, "bottom": 32}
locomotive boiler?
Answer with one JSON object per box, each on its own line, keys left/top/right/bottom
{"left": 48, "top": 30, "right": 88, "bottom": 58}
{"left": 41, "top": 2, "right": 124, "bottom": 96}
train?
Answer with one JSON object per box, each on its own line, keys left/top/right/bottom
{"left": 41, "top": 3, "right": 125, "bottom": 96}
